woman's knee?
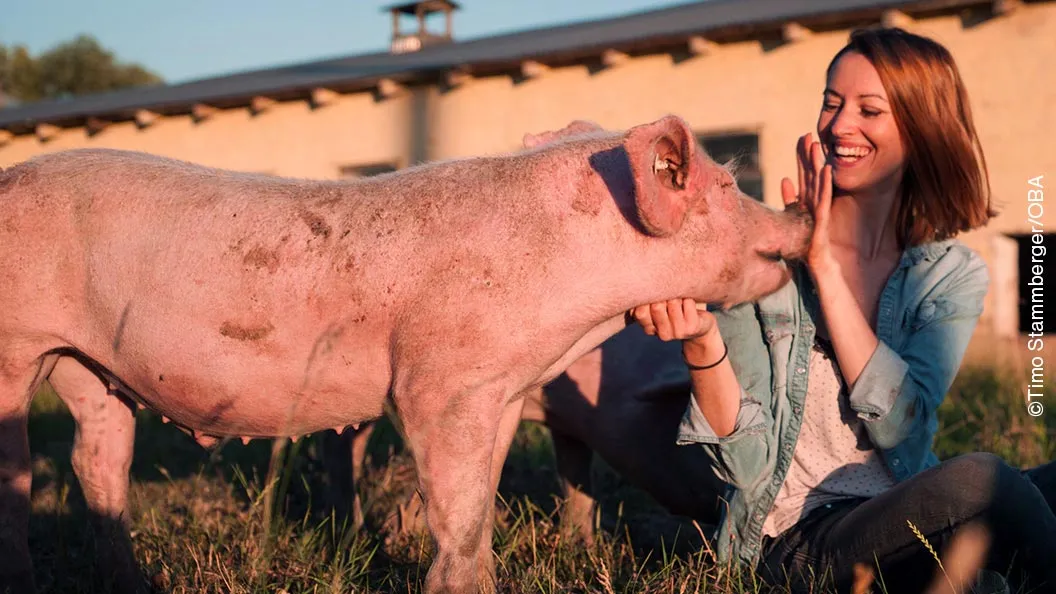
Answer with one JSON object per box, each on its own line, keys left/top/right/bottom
{"left": 932, "top": 453, "right": 1007, "bottom": 501}
{"left": 936, "top": 453, "right": 1022, "bottom": 511}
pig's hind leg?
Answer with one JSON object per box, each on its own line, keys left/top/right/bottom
{"left": 395, "top": 380, "right": 518, "bottom": 594}
{"left": 321, "top": 421, "right": 376, "bottom": 531}
{"left": 0, "top": 352, "right": 58, "bottom": 593}
{"left": 48, "top": 355, "right": 143, "bottom": 593}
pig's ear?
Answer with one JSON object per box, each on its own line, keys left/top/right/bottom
{"left": 624, "top": 115, "right": 698, "bottom": 237}
{"left": 523, "top": 120, "right": 604, "bottom": 149}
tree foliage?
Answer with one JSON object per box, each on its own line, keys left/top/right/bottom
{"left": 0, "top": 34, "right": 163, "bottom": 107}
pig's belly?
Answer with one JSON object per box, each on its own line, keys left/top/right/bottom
{"left": 136, "top": 373, "right": 387, "bottom": 438}
{"left": 94, "top": 337, "right": 391, "bottom": 438}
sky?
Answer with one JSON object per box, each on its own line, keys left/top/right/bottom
{"left": 2, "top": 0, "right": 688, "bottom": 84}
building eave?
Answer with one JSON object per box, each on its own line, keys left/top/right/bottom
{"left": 0, "top": 0, "right": 1042, "bottom": 136}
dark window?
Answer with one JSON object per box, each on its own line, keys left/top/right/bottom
{"left": 339, "top": 163, "right": 398, "bottom": 179}
{"left": 697, "top": 132, "right": 762, "bottom": 201}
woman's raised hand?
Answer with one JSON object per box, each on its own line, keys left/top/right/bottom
{"left": 781, "top": 133, "right": 835, "bottom": 272}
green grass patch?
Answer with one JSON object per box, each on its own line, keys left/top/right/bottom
{"left": 23, "top": 362, "right": 1055, "bottom": 592}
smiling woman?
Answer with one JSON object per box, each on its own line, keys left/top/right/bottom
{"left": 630, "top": 26, "right": 1056, "bottom": 594}
{"left": 820, "top": 29, "right": 995, "bottom": 249}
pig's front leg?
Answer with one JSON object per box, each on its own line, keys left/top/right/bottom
{"left": 395, "top": 381, "right": 515, "bottom": 594}
{"left": 483, "top": 395, "right": 526, "bottom": 532}
{"left": 48, "top": 356, "right": 144, "bottom": 594}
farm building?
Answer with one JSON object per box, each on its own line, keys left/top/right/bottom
{"left": 1, "top": 0, "right": 1053, "bottom": 369}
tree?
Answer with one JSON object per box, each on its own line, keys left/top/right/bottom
{"left": 0, "top": 45, "right": 39, "bottom": 107}
{"left": 0, "top": 34, "right": 162, "bottom": 107}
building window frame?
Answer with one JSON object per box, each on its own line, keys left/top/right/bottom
{"left": 696, "top": 130, "right": 763, "bottom": 202}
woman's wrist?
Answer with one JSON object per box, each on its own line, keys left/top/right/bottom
{"left": 683, "top": 329, "right": 725, "bottom": 369}
{"left": 808, "top": 252, "right": 841, "bottom": 282}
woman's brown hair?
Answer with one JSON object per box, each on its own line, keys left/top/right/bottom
{"left": 828, "top": 27, "right": 996, "bottom": 247}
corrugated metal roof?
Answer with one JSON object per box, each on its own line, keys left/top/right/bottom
{"left": 0, "top": 0, "right": 1004, "bottom": 131}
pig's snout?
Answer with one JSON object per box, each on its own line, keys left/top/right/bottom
{"left": 752, "top": 205, "right": 813, "bottom": 264}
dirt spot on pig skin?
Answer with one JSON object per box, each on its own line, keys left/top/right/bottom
{"left": 112, "top": 302, "right": 133, "bottom": 352}
{"left": 717, "top": 261, "right": 738, "bottom": 284}
{"left": 243, "top": 246, "right": 280, "bottom": 273}
{"left": 219, "top": 321, "right": 275, "bottom": 341}
{"left": 572, "top": 170, "right": 603, "bottom": 216}
{"left": 299, "top": 210, "right": 332, "bottom": 239}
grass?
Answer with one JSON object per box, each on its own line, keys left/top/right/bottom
{"left": 23, "top": 362, "right": 1056, "bottom": 593}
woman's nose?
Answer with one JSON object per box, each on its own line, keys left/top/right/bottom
{"left": 828, "top": 108, "right": 857, "bottom": 138}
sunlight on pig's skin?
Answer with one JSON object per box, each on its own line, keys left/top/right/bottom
{"left": 0, "top": 114, "right": 810, "bottom": 593}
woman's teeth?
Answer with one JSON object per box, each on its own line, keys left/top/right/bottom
{"left": 832, "top": 145, "right": 871, "bottom": 163}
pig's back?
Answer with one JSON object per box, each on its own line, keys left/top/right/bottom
{"left": 1, "top": 149, "right": 405, "bottom": 433}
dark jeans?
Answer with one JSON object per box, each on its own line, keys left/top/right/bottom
{"left": 758, "top": 453, "right": 1056, "bottom": 593}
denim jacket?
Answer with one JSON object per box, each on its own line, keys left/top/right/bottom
{"left": 676, "top": 239, "right": 989, "bottom": 567}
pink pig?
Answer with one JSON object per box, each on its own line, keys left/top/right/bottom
{"left": 0, "top": 115, "right": 810, "bottom": 593}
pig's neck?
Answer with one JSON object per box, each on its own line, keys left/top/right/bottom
{"left": 331, "top": 150, "right": 706, "bottom": 335}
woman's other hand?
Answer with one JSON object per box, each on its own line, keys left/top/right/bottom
{"left": 628, "top": 298, "right": 717, "bottom": 344}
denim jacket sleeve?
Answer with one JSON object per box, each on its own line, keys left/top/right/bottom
{"left": 848, "top": 247, "right": 990, "bottom": 450}
{"left": 676, "top": 301, "right": 773, "bottom": 491}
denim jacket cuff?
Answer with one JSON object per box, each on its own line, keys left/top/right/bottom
{"left": 676, "top": 387, "right": 767, "bottom": 445}
{"left": 847, "top": 341, "right": 913, "bottom": 448}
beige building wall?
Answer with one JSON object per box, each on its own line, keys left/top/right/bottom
{"left": 0, "top": 92, "right": 414, "bottom": 179}
{"left": 2, "top": 2, "right": 1053, "bottom": 367}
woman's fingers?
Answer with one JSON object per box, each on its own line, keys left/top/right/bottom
{"left": 650, "top": 301, "right": 673, "bottom": 340}
{"left": 680, "top": 298, "right": 701, "bottom": 335}
{"left": 629, "top": 299, "right": 711, "bottom": 341}
{"left": 817, "top": 164, "right": 833, "bottom": 224}
{"left": 797, "top": 140, "right": 825, "bottom": 215}
{"left": 811, "top": 141, "right": 826, "bottom": 178}
{"left": 803, "top": 143, "right": 816, "bottom": 206}
{"left": 629, "top": 304, "right": 652, "bottom": 335}
{"left": 781, "top": 177, "right": 798, "bottom": 208}
{"left": 667, "top": 299, "right": 688, "bottom": 339}
{"left": 797, "top": 134, "right": 809, "bottom": 197}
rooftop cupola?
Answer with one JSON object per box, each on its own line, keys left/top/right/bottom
{"left": 387, "top": 0, "right": 460, "bottom": 54}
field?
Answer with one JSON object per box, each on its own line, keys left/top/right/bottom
{"left": 23, "top": 363, "right": 1056, "bottom": 593}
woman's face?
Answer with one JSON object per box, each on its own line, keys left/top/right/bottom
{"left": 817, "top": 51, "right": 906, "bottom": 197}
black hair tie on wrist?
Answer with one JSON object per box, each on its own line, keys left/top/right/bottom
{"left": 683, "top": 341, "right": 728, "bottom": 371}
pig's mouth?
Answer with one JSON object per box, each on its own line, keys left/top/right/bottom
{"left": 757, "top": 247, "right": 784, "bottom": 263}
